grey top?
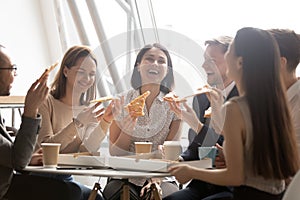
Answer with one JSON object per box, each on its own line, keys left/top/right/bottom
{"left": 0, "top": 113, "right": 41, "bottom": 199}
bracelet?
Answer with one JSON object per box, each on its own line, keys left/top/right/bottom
{"left": 103, "top": 117, "right": 112, "bottom": 124}
{"left": 73, "top": 118, "right": 84, "bottom": 128}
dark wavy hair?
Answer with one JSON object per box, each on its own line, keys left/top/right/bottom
{"left": 131, "top": 43, "right": 174, "bottom": 94}
{"left": 234, "top": 27, "right": 299, "bottom": 179}
{"left": 51, "top": 45, "right": 97, "bottom": 105}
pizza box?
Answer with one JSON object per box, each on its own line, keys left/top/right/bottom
{"left": 58, "top": 153, "right": 106, "bottom": 168}
{"left": 107, "top": 154, "right": 212, "bottom": 172}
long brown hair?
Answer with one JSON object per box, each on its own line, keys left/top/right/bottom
{"left": 234, "top": 27, "right": 299, "bottom": 179}
{"left": 51, "top": 45, "right": 97, "bottom": 105}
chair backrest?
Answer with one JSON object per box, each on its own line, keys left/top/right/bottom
{"left": 282, "top": 170, "right": 300, "bottom": 200}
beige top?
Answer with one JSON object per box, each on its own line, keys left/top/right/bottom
{"left": 287, "top": 80, "right": 300, "bottom": 154}
{"left": 230, "top": 96, "right": 285, "bottom": 194}
{"left": 35, "top": 95, "right": 110, "bottom": 153}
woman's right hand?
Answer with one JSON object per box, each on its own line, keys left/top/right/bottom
{"left": 116, "top": 113, "right": 137, "bottom": 134}
{"left": 111, "top": 96, "right": 138, "bottom": 133}
{"left": 29, "top": 148, "right": 43, "bottom": 166}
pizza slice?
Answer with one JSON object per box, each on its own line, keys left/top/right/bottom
{"left": 90, "top": 96, "right": 114, "bottom": 103}
{"left": 163, "top": 92, "right": 187, "bottom": 103}
{"left": 163, "top": 92, "right": 179, "bottom": 102}
{"left": 38, "top": 61, "right": 59, "bottom": 81}
{"left": 196, "top": 85, "right": 212, "bottom": 95}
{"left": 204, "top": 107, "right": 212, "bottom": 118}
{"left": 125, "top": 91, "right": 151, "bottom": 117}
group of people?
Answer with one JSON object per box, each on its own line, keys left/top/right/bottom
{"left": 0, "top": 27, "right": 299, "bottom": 200}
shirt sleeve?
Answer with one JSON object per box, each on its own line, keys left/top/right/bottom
{"left": 0, "top": 115, "right": 41, "bottom": 170}
{"left": 82, "top": 119, "right": 111, "bottom": 152}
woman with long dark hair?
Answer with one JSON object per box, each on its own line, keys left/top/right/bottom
{"left": 168, "top": 27, "right": 299, "bottom": 200}
{"left": 105, "top": 43, "right": 182, "bottom": 199}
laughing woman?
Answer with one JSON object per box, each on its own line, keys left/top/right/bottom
{"left": 104, "top": 43, "right": 182, "bottom": 199}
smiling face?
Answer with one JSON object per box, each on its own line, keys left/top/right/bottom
{"left": 225, "top": 41, "right": 243, "bottom": 87}
{"left": 137, "top": 47, "right": 168, "bottom": 85}
{"left": 0, "top": 48, "right": 15, "bottom": 96}
{"left": 202, "top": 45, "right": 229, "bottom": 87}
{"left": 63, "top": 56, "right": 96, "bottom": 95}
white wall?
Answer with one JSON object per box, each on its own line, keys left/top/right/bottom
{"left": 0, "top": 0, "right": 53, "bottom": 95}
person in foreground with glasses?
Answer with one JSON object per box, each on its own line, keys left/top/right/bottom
{"left": 0, "top": 64, "right": 17, "bottom": 75}
{"left": 0, "top": 44, "right": 82, "bottom": 200}
{"left": 0, "top": 62, "right": 18, "bottom": 135}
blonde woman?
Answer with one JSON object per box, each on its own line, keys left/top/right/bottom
{"left": 36, "top": 45, "right": 112, "bottom": 200}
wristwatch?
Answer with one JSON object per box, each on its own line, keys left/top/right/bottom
{"left": 73, "top": 117, "right": 84, "bottom": 128}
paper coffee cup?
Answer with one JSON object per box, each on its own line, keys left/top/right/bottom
{"left": 163, "top": 141, "right": 182, "bottom": 161}
{"left": 134, "top": 142, "right": 152, "bottom": 154}
{"left": 41, "top": 143, "right": 61, "bottom": 168}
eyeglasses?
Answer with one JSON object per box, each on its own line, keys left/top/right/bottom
{"left": 0, "top": 64, "right": 17, "bottom": 75}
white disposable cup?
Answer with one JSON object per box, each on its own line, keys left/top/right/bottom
{"left": 41, "top": 143, "right": 61, "bottom": 168}
{"left": 163, "top": 141, "right": 182, "bottom": 161}
{"left": 134, "top": 142, "right": 153, "bottom": 154}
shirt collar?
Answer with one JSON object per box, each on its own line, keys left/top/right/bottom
{"left": 222, "top": 81, "right": 235, "bottom": 98}
{"left": 157, "top": 91, "right": 165, "bottom": 102}
{"left": 287, "top": 80, "right": 300, "bottom": 101}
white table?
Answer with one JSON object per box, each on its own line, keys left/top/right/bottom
{"left": 24, "top": 166, "right": 168, "bottom": 200}
{"left": 24, "top": 166, "right": 169, "bottom": 178}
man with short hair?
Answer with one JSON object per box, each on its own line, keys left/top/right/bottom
{"left": 164, "top": 36, "right": 238, "bottom": 200}
{"left": 183, "top": 36, "right": 238, "bottom": 161}
{"left": 0, "top": 44, "right": 81, "bottom": 200}
{"left": 268, "top": 29, "right": 300, "bottom": 154}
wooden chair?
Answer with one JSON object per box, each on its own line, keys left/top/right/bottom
{"left": 88, "top": 182, "right": 102, "bottom": 200}
{"left": 150, "top": 183, "right": 162, "bottom": 200}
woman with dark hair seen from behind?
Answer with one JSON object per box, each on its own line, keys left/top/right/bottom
{"left": 104, "top": 43, "right": 182, "bottom": 199}
{"left": 168, "top": 27, "right": 299, "bottom": 200}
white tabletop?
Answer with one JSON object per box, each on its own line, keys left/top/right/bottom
{"left": 24, "top": 166, "right": 170, "bottom": 179}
